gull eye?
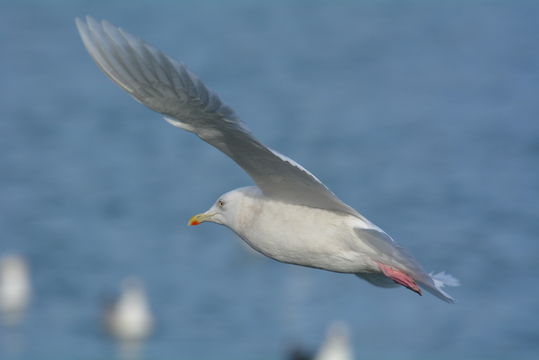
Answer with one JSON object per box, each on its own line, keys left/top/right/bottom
{"left": 217, "top": 199, "right": 225, "bottom": 208}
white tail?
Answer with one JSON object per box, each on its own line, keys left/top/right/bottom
{"left": 418, "top": 271, "right": 460, "bottom": 303}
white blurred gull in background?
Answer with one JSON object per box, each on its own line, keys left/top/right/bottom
{"left": 103, "top": 277, "right": 153, "bottom": 358}
{"left": 0, "top": 254, "right": 31, "bottom": 326}
{"left": 289, "top": 322, "right": 353, "bottom": 360}
{"left": 314, "top": 322, "right": 353, "bottom": 360}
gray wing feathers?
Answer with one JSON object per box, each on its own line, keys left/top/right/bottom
{"left": 76, "top": 17, "right": 235, "bottom": 121}
{"left": 355, "top": 228, "right": 457, "bottom": 303}
{"left": 355, "top": 228, "right": 429, "bottom": 280}
{"left": 76, "top": 17, "right": 359, "bottom": 216}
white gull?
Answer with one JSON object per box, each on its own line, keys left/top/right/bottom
{"left": 103, "top": 277, "right": 153, "bottom": 343}
{"left": 76, "top": 17, "right": 459, "bottom": 302}
{"left": 0, "top": 254, "right": 31, "bottom": 325}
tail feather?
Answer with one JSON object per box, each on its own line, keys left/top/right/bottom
{"left": 418, "top": 271, "right": 460, "bottom": 303}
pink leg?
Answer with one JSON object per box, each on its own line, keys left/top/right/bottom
{"left": 377, "top": 262, "right": 422, "bottom": 296}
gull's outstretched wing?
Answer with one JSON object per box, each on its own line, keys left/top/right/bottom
{"left": 76, "top": 17, "right": 359, "bottom": 217}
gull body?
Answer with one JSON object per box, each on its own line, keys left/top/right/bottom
{"left": 76, "top": 17, "right": 458, "bottom": 302}
{"left": 201, "top": 187, "right": 376, "bottom": 273}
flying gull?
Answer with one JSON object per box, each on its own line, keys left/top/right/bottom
{"left": 76, "top": 17, "right": 458, "bottom": 302}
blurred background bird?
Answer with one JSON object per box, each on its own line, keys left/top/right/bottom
{"left": 314, "top": 323, "right": 353, "bottom": 360}
{"left": 102, "top": 277, "right": 153, "bottom": 359}
{"left": 0, "top": 254, "right": 31, "bottom": 327}
{"left": 289, "top": 322, "right": 353, "bottom": 360}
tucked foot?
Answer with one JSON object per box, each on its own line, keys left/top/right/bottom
{"left": 377, "top": 262, "right": 422, "bottom": 296}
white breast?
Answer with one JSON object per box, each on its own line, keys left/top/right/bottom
{"left": 231, "top": 193, "right": 377, "bottom": 273}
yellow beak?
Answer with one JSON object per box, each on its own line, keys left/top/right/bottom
{"left": 187, "top": 213, "right": 209, "bottom": 226}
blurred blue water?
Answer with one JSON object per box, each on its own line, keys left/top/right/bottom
{"left": 1, "top": 1, "right": 538, "bottom": 359}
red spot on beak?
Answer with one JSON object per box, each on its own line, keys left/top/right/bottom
{"left": 188, "top": 215, "right": 202, "bottom": 226}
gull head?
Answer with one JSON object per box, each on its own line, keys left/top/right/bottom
{"left": 188, "top": 188, "right": 253, "bottom": 227}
